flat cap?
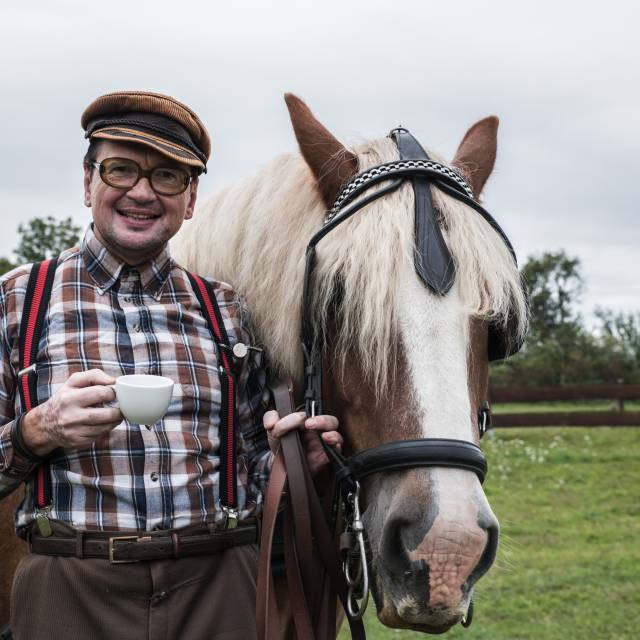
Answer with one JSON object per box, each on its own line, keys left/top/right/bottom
{"left": 81, "top": 91, "right": 210, "bottom": 172}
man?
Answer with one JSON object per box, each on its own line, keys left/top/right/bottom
{"left": 0, "top": 91, "right": 342, "bottom": 640}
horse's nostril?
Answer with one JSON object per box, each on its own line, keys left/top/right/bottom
{"left": 379, "top": 514, "right": 432, "bottom": 588}
{"left": 380, "top": 515, "right": 412, "bottom": 575}
{"left": 467, "top": 514, "right": 499, "bottom": 590}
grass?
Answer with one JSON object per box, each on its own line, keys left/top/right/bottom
{"left": 338, "top": 426, "right": 640, "bottom": 639}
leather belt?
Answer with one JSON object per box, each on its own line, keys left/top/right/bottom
{"left": 30, "top": 521, "right": 258, "bottom": 564}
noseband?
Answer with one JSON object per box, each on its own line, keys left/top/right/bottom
{"left": 300, "top": 127, "right": 523, "bottom": 621}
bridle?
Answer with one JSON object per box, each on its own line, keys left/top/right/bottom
{"left": 299, "top": 127, "right": 524, "bottom": 623}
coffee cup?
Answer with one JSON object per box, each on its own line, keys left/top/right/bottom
{"left": 111, "top": 374, "right": 174, "bottom": 426}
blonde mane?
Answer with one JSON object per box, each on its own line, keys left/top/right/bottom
{"left": 172, "top": 135, "right": 528, "bottom": 392}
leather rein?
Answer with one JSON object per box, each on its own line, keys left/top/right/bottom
{"left": 257, "top": 127, "right": 519, "bottom": 639}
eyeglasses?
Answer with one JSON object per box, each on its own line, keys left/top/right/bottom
{"left": 90, "top": 157, "right": 193, "bottom": 196}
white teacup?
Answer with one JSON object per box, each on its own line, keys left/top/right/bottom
{"left": 112, "top": 374, "right": 174, "bottom": 426}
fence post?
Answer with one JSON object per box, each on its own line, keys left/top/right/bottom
{"left": 617, "top": 379, "right": 625, "bottom": 412}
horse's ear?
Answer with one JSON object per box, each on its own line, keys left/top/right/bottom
{"left": 284, "top": 93, "right": 358, "bottom": 207}
{"left": 452, "top": 116, "right": 499, "bottom": 198}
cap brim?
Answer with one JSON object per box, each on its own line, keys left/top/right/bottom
{"left": 90, "top": 126, "right": 205, "bottom": 171}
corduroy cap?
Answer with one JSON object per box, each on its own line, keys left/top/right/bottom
{"left": 81, "top": 91, "right": 210, "bottom": 172}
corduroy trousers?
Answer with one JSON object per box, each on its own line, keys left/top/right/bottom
{"left": 10, "top": 542, "right": 259, "bottom": 640}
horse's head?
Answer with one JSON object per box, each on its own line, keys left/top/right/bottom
{"left": 285, "top": 94, "right": 528, "bottom": 633}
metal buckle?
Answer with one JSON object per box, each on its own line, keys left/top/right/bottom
{"left": 478, "top": 401, "right": 491, "bottom": 438}
{"left": 108, "top": 535, "right": 144, "bottom": 564}
{"left": 221, "top": 506, "right": 239, "bottom": 530}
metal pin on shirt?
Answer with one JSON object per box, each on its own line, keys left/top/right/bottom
{"left": 233, "top": 343, "right": 248, "bottom": 358}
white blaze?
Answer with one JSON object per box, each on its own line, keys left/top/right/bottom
{"left": 397, "top": 263, "right": 472, "bottom": 441}
{"left": 397, "top": 264, "right": 491, "bottom": 608}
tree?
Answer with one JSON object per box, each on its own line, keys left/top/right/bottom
{"left": 594, "top": 308, "right": 640, "bottom": 376}
{"left": 14, "top": 216, "right": 82, "bottom": 263}
{"left": 521, "top": 250, "right": 584, "bottom": 343}
{"left": 492, "top": 251, "right": 640, "bottom": 386}
{"left": 495, "top": 251, "right": 585, "bottom": 385}
{"left": 0, "top": 257, "right": 16, "bottom": 276}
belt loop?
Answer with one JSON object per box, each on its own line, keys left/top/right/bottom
{"left": 171, "top": 532, "right": 180, "bottom": 559}
{"left": 75, "top": 530, "right": 85, "bottom": 559}
{"left": 206, "top": 522, "right": 217, "bottom": 535}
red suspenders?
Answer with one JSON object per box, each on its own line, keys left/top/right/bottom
{"left": 17, "top": 258, "right": 58, "bottom": 536}
{"left": 17, "top": 261, "right": 240, "bottom": 537}
{"left": 186, "top": 273, "right": 239, "bottom": 528}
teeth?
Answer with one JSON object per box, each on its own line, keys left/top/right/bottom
{"left": 119, "top": 211, "right": 157, "bottom": 220}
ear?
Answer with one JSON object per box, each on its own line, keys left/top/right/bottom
{"left": 83, "top": 163, "right": 93, "bottom": 208}
{"left": 184, "top": 177, "right": 198, "bottom": 220}
{"left": 452, "top": 116, "right": 499, "bottom": 198}
{"left": 284, "top": 93, "right": 358, "bottom": 207}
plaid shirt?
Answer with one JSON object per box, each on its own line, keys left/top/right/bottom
{"left": 0, "top": 226, "right": 272, "bottom": 536}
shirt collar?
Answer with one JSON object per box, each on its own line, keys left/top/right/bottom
{"left": 81, "top": 225, "right": 174, "bottom": 300}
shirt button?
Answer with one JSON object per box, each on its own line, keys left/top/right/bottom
{"left": 150, "top": 472, "right": 159, "bottom": 482}
{"left": 124, "top": 296, "right": 132, "bottom": 303}
{"left": 133, "top": 324, "right": 141, "bottom": 332}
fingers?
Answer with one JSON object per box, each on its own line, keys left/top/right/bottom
{"left": 81, "top": 407, "right": 123, "bottom": 426}
{"left": 302, "top": 427, "right": 343, "bottom": 452}
{"left": 75, "top": 385, "right": 117, "bottom": 407}
{"left": 63, "top": 420, "right": 123, "bottom": 450}
{"left": 304, "top": 415, "right": 339, "bottom": 432}
{"left": 305, "top": 415, "right": 342, "bottom": 449}
{"left": 66, "top": 369, "right": 117, "bottom": 389}
{"left": 264, "top": 412, "right": 341, "bottom": 440}
{"left": 320, "top": 430, "right": 343, "bottom": 449}
{"left": 265, "top": 410, "right": 342, "bottom": 458}
{"left": 262, "top": 410, "right": 280, "bottom": 431}
{"left": 267, "top": 411, "right": 307, "bottom": 439}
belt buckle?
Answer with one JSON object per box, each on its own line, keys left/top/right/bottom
{"left": 108, "top": 535, "right": 142, "bottom": 564}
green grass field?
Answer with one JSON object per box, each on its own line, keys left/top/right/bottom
{"left": 338, "top": 425, "right": 640, "bottom": 640}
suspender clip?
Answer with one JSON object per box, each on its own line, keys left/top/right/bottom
{"left": 18, "top": 363, "right": 36, "bottom": 378}
{"left": 221, "top": 506, "right": 239, "bottom": 529}
{"left": 35, "top": 506, "right": 53, "bottom": 538}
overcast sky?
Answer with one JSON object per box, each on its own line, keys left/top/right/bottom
{"left": 1, "top": 0, "right": 637, "bottom": 320}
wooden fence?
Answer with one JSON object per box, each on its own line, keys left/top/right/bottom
{"left": 490, "top": 384, "right": 640, "bottom": 428}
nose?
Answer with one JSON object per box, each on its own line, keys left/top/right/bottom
{"left": 379, "top": 499, "right": 499, "bottom": 611}
{"left": 126, "top": 176, "right": 157, "bottom": 202}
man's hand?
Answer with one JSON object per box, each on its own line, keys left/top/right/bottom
{"left": 263, "top": 410, "right": 343, "bottom": 476}
{"left": 21, "top": 369, "right": 123, "bottom": 457}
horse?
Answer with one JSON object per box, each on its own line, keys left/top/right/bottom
{"left": 171, "top": 93, "right": 528, "bottom": 634}
{"left": 0, "top": 93, "right": 527, "bottom": 635}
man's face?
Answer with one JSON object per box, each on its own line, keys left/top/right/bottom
{"left": 83, "top": 140, "right": 198, "bottom": 265}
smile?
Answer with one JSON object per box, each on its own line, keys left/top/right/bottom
{"left": 116, "top": 209, "right": 161, "bottom": 220}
